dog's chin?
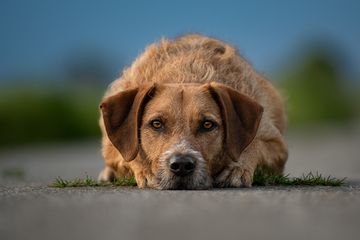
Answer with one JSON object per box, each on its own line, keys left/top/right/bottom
{"left": 155, "top": 172, "right": 211, "bottom": 190}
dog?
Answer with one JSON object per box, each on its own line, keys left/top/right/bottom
{"left": 98, "top": 34, "right": 288, "bottom": 189}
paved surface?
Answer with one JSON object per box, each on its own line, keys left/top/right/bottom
{"left": 1, "top": 124, "right": 360, "bottom": 240}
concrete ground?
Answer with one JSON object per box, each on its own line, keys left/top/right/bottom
{"left": 1, "top": 123, "right": 360, "bottom": 240}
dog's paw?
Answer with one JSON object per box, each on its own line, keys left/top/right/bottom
{"left": 134, "top": 174, "right": 158, "bottom": 188}
{"left": 215, "top": 163, "right": 254, "bottom": 188}
{"left": 98, "top": 166, "right": 118, "bottom": 182}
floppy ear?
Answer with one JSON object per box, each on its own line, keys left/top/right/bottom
{"left": 208, "top": 83, "right": 264, "bottom": 162}
{"left": 100, "top": 84, "right": 154, "bottom": 162}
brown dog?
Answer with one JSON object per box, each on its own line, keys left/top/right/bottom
{"left": 98, "top": 34, "right": 288, "bottom": 189}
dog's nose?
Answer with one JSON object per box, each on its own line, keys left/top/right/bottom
{"left": 168, "top": 154, "right": 196, "bottom": 177}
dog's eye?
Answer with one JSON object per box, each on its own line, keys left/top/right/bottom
{"left": 201, "top": 121, "right": 215, "bottom": 131}
{"left": 151, "top": 120, "right": 163, "bottom": 129}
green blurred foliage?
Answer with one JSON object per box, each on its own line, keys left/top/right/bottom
{"left": 0, "top": 84, "right": 103, "bottom": 147}
{"left": 1, "top": 44, "right": 359, "bottom": 147}
{"left": 278, "top": 49, "right": 358, "bottom": 125}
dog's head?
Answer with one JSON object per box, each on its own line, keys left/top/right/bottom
{"left": 100, "top": 83, "right": 263, "bottom": 189}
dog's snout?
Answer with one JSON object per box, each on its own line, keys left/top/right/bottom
{"left": 169, "top": 154, "right": 196, "bottom": 177}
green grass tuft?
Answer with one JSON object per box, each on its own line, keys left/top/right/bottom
{"left": 253, "top": 166, "right": 346, "bottom": 186}
{"left": 49, "top": 172, "right": 137, "bottom": 188}
{"left": 50, "top": 168, "right": 346, "bottom": 188}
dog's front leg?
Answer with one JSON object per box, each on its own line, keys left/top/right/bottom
{"left": 214, "top": 143, "right": 259, "bottom": 188}
{"left": 215, "top": 138, "right": 288, "bottom": 187}
{"left": 98, "top": 166, "right": 118, "bottom": 182}
{"left": 99, "top": 141, "right": 134, "bottom": 182}
{"left": 128, "top": 161, "right": 158, "bottom": 188}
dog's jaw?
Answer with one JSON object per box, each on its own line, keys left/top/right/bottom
{"left": 155, "top": 139, "right": 212, "bottom": 190}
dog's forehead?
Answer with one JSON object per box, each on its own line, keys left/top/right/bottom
{"left": 144, "top": 84, "right": 220, "bottom": 117}
{"left": 164, "top": 83, "right": 203, "bottom": 87}
{"left": 154, "top": 84, "right": 212, "bottom": 105}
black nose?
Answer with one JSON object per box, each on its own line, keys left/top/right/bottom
{"left": 168, "top": 154, "right": 196, "bottom": 177}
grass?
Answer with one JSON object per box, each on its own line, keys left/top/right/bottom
{"left": 50, "top": 167, "right": 346, "bottom": 188}
{"left": 50, "top": 172, "right": 137, "bottom": 188}
{"left": 253, "top": 166, "right": 346, "bottom": 186}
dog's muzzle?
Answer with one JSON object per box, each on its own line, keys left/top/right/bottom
{"left": 168, "top": 154, "right": 196, "bottom": 177}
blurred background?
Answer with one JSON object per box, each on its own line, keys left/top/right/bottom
{"left": 0, "top": 0, "right": 360, "bottom": 180}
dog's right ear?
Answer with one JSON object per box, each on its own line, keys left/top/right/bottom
{"left": 100, "top": 84, "right": 155, "bottom": 162}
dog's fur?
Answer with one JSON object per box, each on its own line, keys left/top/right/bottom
{"left": 98, "top": 34, "right": 288, "bottom": 189}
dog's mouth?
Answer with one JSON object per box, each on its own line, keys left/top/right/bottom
{"left": 164, "top": 178, "right": 193, "bottom": 190}
{"left": 171, "top": 182, "right": 202, "bottom": 190}
{"left": 155, "top": 169, "right": 210, "bottom": 190}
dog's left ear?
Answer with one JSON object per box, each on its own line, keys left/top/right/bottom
{"left": 207, "top": 83, "right": 264, "bottom": 162}
{"left": 100, "top": 84, "right": 155, "bottom": 162}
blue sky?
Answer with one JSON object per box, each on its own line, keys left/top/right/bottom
{"left": 1, "top": 0, "right": 360, "bottom": 83}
